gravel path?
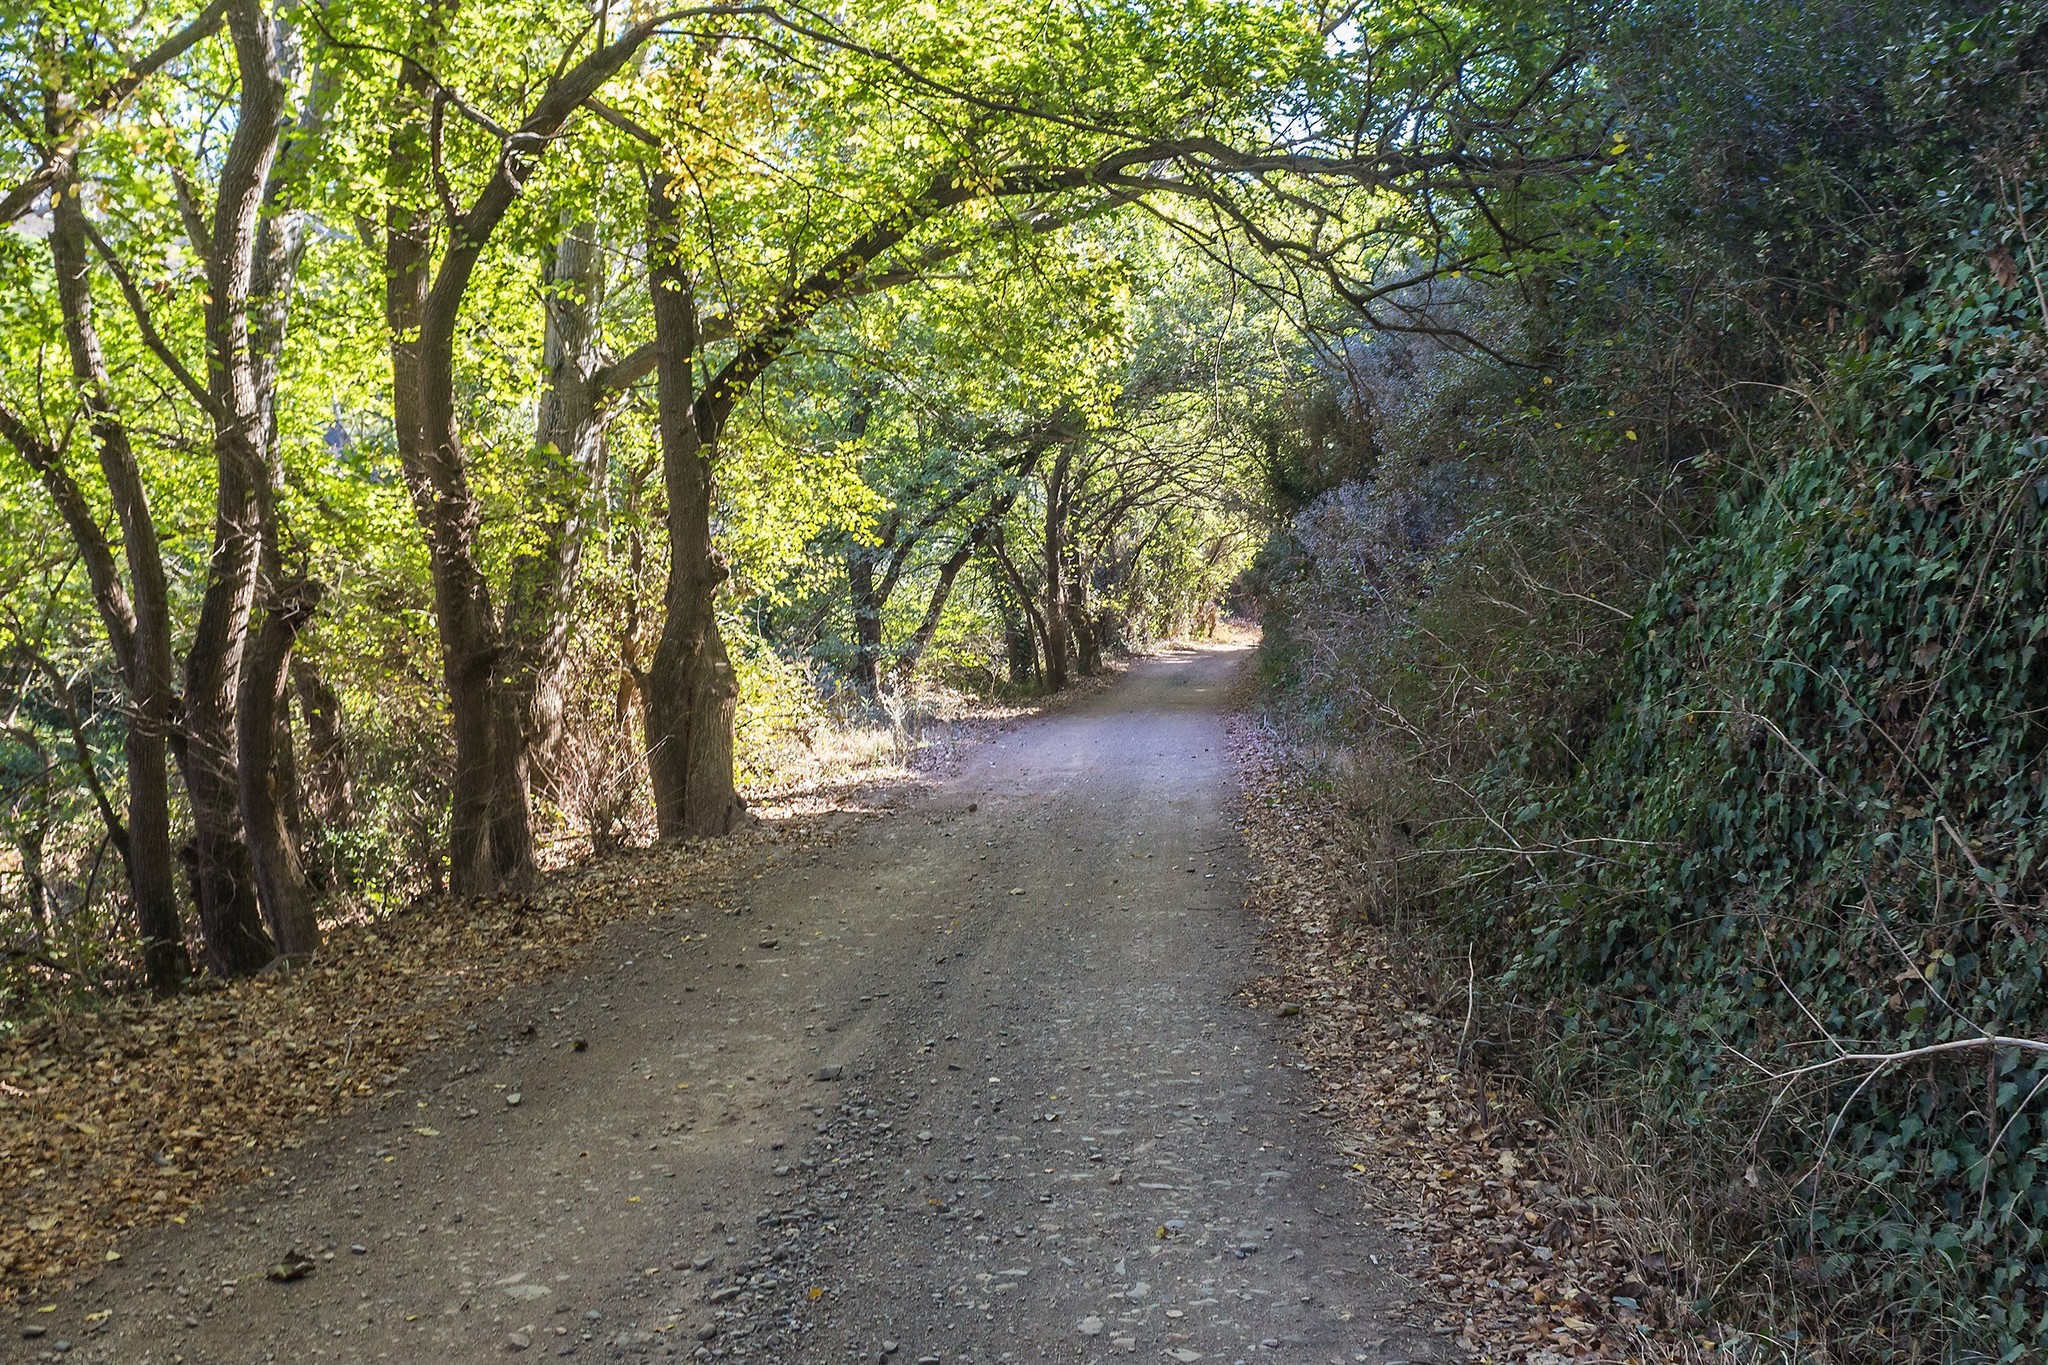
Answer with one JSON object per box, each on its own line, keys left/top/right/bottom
{"left": 24, "top": 645, "right": 1444, "bottom": 1365}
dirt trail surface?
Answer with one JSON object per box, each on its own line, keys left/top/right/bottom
{"left": 18, "top": 646, "right": 1445, "bottom": 1365}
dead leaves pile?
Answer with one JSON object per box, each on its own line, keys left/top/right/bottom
{"left": 0, "top": 678, "right": 1091, "bottom": 1308}
{"left": 1230, "top": 719, "right": 1704, "bottom": 1365}
{"left": 0, "top": 832, "right": 780, "bottom": 1304}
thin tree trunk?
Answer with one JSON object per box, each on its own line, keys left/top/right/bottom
{"left": 505, "top": 216, "right": 611, "bottom": 801}
{"left": 1068, "top": 556, "right": 1102, "bottom": 676}
{"left": 617, "top": 454, "right": 655, "bottom": 732}
{"left": 35, "top": 169, "right": 189, "bottom": 994}
{"left": 841, "top": 398, "right": 884, "bottom": 696}
{"left": 291, "top": 658, "right": 353, "bottom": 827}
{"left": 894, "top": 536, "right": 976, "bottom": 678}
{"left": 1042, "top": 443, "right": 1076, "bottom": 691}
{"left": 985, "top": 529, "right": 1049, "bottom": 685}
{"left": 896, "top": 454, "right": 1038, "bottom": 678}
{"left": 643, "top": 175, "right": 744, "bottom": 840}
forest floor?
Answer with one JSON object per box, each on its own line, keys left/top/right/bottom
{"left": 4, "top": 645, "right": 1684, "bottom": 1365}
{"left": 1229, "top": 728, "right": 1700, "bottom": 1365}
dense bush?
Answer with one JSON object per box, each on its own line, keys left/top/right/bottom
{"left": 1512, "top": 222, "right": 2048, "bottom": 1358}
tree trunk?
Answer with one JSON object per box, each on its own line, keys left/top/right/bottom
{"left": 895, "top": 535, "right": 977, "bottom": 678}
{"left": 505, "top": 217, "right": 611, "bottom": 802}
{"left": 1068, "top": 557, "right": 1102, "bottom": 676}
{"left": 617, "top": 455, "right": 655, "bottom": 734}
{"left": 381, "top": 37, "right": 534, "bottom": 898}
{"left": 181, "top": 0, "right": 286, "bottom": 976}
{"left": 37, "top": 168, "right": 189, "bottom": 994}
{"left": 643, "top": 175, "right": 744, "bottom": 840}
{"left": 238, "top": 578, "right": 321, "bottom": 959}
{"left": 897, "top": 464, "right": 1035, "bottom": 678}
{"left": 847, "top": 547, "right": 884, "bottom": 696}
{"left": 239, "top": 14, "right": 323, "bottom": 958}
{"left": 1041, "top": 443, "right": 1077, "bottom": 691}
{"left": 1006, "top": 614, "right": 1037, "bottom": 685}
{"left": 985, "top": 530, "right": 1047, "bottom": 686}
{"left": 840, "top": 397, "right": 885, "bottom": 696}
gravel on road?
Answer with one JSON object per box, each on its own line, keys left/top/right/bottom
{"left": 20, "top": 645, "right": 1445, "bottom": 1365}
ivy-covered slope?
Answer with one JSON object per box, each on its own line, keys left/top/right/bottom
{"left": 1508, "top": 231, "right": 2048, "bottom": 1353}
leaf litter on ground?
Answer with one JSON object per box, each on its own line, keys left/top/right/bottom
{"left": 0, "top": 675, "right": 1125, "bottom": 1311}
{"left": 1229, "top": 716, "right": 1711, "bottom": 1365}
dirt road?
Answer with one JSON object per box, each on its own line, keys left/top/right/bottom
{"left": 25, "top": 645, "right": 1443, "bottom": 1365}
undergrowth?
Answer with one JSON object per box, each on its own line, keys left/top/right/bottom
{"left": 1253, "top": 7, "right": 2048, "bottom": 1360}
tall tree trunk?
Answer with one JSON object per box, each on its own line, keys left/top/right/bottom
{"left": 181, "top": 0, "right": 285, "bottom": 976}
{"left": 37, "top": 168, "right": 190, "bottom": 994}
{"left": 381, "top": 62, "right": 453, "bottom": 892}
{"left": 416, "top": 12, "right": 677, "bottom": 889}
{"left": 238, "top": 11, "right": 323, "bottom": 958}
{"left": 380, "top": 26, "right": 533, "bottom": 898}
{"left": 505, "top": 216, "right": 611, "bottom": 801}
{"left": 400, "top": 352, "right": 529, "bottom": 896}
{"left": 381, "top": 2, "right": 666, "bottom": 894}
{"left": 643, "top": 175, "right": 744, "bottom": 839}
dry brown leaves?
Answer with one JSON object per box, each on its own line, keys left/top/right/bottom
{"left": 1230, "top": 718, "right": 1704, "bottom": 1365}
{"left": 0, "top": 834, "right": 778, "bottom": 1304}
{"left": 0, "top": 678, "right": 1098, "bottom": 1309}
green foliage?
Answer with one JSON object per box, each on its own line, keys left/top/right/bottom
{"left": 1256, "top": 4, "right": 2048, "bottom": 1356}
{"left": 1506, "top": 220, "right": 2048, "bottom": 1356}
